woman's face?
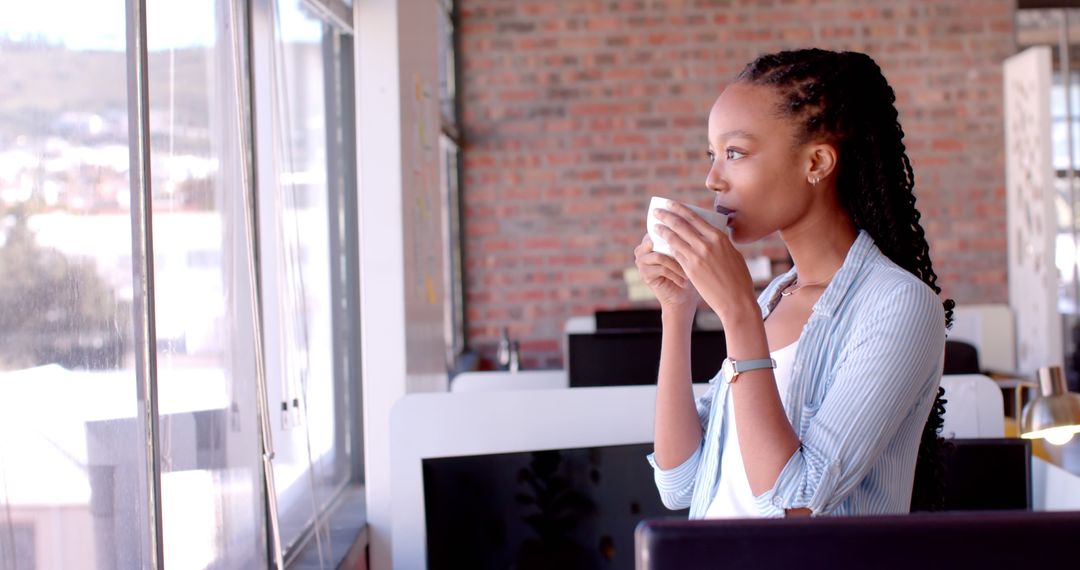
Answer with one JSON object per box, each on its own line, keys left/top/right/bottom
{"left": 706, "top": 82, "right": 815, "bottom": 243}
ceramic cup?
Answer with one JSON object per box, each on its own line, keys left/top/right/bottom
{"left": 646, "top": 196, "right": 730, "bottom": 257}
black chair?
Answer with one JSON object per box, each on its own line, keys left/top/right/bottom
{"left": 943, "top": 339, "right": 980, "bottom": 375}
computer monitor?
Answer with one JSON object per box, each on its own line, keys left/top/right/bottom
{"left": 936, "top": 438, "right": 1031, "bottom": 511}
{"left": 423, "top": 442, "right": 684, "bottom": 569}
{"left": 389, "top": 385, "right": 709, "bottom": 569}
{"left": 567, "top": 329, "right": 726, "bottom": 387}
{"left": 635, "top": 510, "right": 1080, "bottom": 570}
{"left": 594, "top": 309, "right": 663, "bottom": 330}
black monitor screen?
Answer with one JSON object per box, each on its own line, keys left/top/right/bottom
{"left": 422, "top": 443, "right": 684, "bottom": 569}
{"left": 567, "top": 330, "right": 726, "bottom": 387}
{"left": 936, "top": 438, "right": 1031, "bottom": 511}
{"left": 594, "top": 309, "right": 663, "bottom": 330}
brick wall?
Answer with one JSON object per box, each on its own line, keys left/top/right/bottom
{"left": 458, "top": 0, "right": 1015, "bottom": 369}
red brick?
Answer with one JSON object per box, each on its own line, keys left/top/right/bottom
{"left": 460, "top": 0, "right": 1012, "bottom": 367}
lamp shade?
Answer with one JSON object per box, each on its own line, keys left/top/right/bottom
{"left": 1021, "top": 366, "right": 1080, "bottom": 445}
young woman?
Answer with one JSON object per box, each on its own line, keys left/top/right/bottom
{"left": 635, "top": 48, "right": 952, "bottom": 518}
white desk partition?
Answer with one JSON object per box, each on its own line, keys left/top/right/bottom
{"left": 939, "top": 374, "right": 1005, "bottom": 438}
{"left": 449, "top": 369, "right": 568, "bottom": 392}
{"left": 389, "top": 384, "right": 711, "bottom": 569}
{"left": 1033, "top": 457, "right": 1080, "bottom": 511}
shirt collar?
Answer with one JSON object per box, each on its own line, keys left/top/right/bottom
{"left": 759, "top": 230, "right": 877, "bottom": 319}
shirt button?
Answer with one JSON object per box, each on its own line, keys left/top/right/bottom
{"left": 773, "top": 497, "right": 783, "bottom": 506}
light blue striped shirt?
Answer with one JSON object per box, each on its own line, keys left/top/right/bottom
{"left": 647, "top": 230, "right": 946, "bottom": 518}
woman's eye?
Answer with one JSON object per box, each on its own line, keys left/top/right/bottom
{"left": 706, "top": 150, "right": 716, "bottom": 163}
{"left": 725, "top": 148, "right": 746, "bottom": 160}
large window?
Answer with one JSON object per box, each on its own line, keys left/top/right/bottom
{"left": 146, "top": 0, "right": 265, "bottom": 566}
{"left": 254, "top": 0, "right": 356, "bottom": 559}
{"left": 0, "top": 2, "right": 152, "bottom": 568}
{"left": 0, "top": 0, "right": 360, "bottom": 567}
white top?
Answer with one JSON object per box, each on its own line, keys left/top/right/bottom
{"left": 704, "top": 339, "right": 800, "bottom": 518}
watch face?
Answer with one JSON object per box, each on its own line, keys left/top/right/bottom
{"left": 722, "top": 358, "right": 735, "bottom": 384}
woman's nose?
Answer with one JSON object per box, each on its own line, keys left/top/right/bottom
{"left": 705, "top": 162, "right": 725, "bottom": 192}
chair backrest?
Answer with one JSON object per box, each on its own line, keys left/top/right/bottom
{"left": 943, "top": 339, "right": 981, "bottom": 374}
{"left": 635, "top": 510, "right": 1080, "bottom": 570}
{"left": 938, "top": 374, "right": 1004, "bottom": 438}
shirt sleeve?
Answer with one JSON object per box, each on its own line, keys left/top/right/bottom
{"left": 646, "top": 371, "right": 721, "bottom": 510}
{"left": 752, "top": 280, "right": 946, "bottom": 516}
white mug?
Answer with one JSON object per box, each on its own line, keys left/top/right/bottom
{"left": 646, "top": 196, "right": 730, "bottom": 257}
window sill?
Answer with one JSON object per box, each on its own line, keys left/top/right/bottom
{"left": 286, "top": 484, "right": 368, "bottom": 570}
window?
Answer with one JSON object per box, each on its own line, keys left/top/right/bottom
{"left": 0, "top": 1, "right": 152, "bottom": 568}
{"left": 146, "top": 0, "right": 266, "bottom": 566}
{"left": 0, "top": 0, "right": 360, "bottom": 567}
{"left": 439, "top": 0, "right": 467, "bottom": 372}
{"left": 253, "top": 0, "right": 356, "bottom": 559}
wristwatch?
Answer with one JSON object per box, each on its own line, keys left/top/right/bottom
{"left": 722, "top": 357, "right": 777, "bottom": 384}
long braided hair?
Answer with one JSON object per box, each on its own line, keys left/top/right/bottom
{"left": 737, "top": 48, "right": 955, "bottom": 511}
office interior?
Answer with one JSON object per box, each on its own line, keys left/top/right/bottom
{"left": 3, "top": 0, "right": 1080, "bottom": 568}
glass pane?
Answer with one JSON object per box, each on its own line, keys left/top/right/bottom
{"left": 260, "top": 0, "right": 348, "bottom": 555}
{"left": 0, "top": 2, "right": 152, "bottom": 569}
{"left": 145, "top": 0, "right": 266, "bottom": 567}
{"left": 438, "top": 9, "right": 457, "bottom": 126}
{"left": 440, "top": 136, "right": 464, "bottom": 366}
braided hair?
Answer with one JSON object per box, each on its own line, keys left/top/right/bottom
{"left": 737, "top": 48, "right": 955, "bottom": 511}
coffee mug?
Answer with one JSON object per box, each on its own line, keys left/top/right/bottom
{"left": 646, "top": 196, "right": 730, "bottom": 257}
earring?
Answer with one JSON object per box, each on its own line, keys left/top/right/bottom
{"left": 809, "top": 176, "right": 819, "bottom": 186}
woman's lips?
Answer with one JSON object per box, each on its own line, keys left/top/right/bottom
{"left": 714, "top": 204, "right": 735, "bottom": 227}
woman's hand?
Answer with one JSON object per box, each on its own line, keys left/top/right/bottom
{"left": 651, "top": 203, "right": 758, "bottom": 324}
{"left": 634, "top": 233, "right": 699, "bottom": 319}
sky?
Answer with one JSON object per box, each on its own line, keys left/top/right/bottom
{"left": 0, "top": 0, "right": 321, "bottom": 52}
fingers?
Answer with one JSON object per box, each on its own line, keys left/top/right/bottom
{"left": 652, "top": 208, "right": 701, "bottom": 241}
{"left": 651, "top": 222, "right": 693, "bottom": 259}
{"left": 634, "top": 233, "right": 654, "bottom": 257}
{"left": 640, "top": 263, "right": 688, "bottom": 289}
{"left": 666, "top": 202, "right": 716, "bottom": 237}
{"left": 636, "top": 250, "right": 689, "bottom": 288}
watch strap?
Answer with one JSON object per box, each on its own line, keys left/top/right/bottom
{"left": 732, "top": 358, "right": 776, "bottom": 374}
{"left": 724, "top": 357, "right": 777, "bottom": 383}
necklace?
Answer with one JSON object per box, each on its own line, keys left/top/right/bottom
{"left": 780, "top": 274, "right": 835, "bottom": 297}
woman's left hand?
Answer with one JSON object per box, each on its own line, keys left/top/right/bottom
{"left": 652, "top": 203, "right": 759, "bottom": 324}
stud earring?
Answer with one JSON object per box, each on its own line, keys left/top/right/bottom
{"left": 810, "top": 176, "right": 820, "bottom": 186}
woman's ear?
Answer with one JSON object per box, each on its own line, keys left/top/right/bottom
{"left": 806, "top": 143, "right": 837, "bottom": 187}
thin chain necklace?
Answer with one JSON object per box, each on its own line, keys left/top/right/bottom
{"left": 780, "top": 272, "right": 836, "bottom": 297}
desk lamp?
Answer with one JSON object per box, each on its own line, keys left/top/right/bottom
{"left": 1021, "top": 365, "right": 1080, "bottom": 445}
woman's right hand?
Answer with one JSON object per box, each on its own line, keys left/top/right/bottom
{"left": 634, "top": 234, "right": 699, "bottom": 318}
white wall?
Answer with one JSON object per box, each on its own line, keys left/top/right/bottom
{"left": 355, "top": 0, "right": 448, "bottom": 568}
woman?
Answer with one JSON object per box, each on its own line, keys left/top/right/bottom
{"left": 635, "top": 48, "right": 952, "bottom": 518}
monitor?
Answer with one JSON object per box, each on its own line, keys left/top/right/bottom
{"left": 567, "top": 329, "right": 726, "bottom": 387}
{"left": 389, "top": 384, "right": 709, "bottom": 569}
{"left": 937, "top": 437, "right": 1031, "bottom": 511}
{"left": 594, "top": 308, "right": 663, "bottom": 330}
{"left": 423, "top": 443, "right": 684, "bottom": 569}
